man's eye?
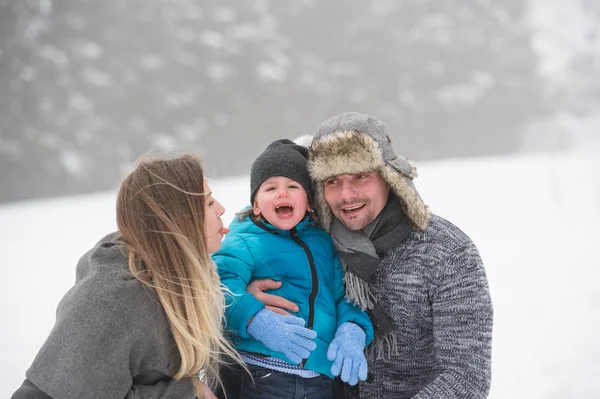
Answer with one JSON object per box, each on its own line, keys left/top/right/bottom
{"left": 326, "top": 179, "right": 337, "bottom": 185}
{"left": 357, "top": 174, "right": 368, "bottom": 179}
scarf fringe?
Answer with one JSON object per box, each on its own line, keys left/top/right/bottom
{"left": 366, "top": 332, "right": 400, "bottom": 361}
{"left": 344, "top": 271, "right": 376, "bottom": 311}
{"left": 346, "top": 270, "right": 399, "bottom": 360}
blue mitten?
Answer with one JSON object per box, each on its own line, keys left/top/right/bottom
{"left": 247, "top": 308, "right": 317, "bottom": 364}
{"left": 327, "top": 322, "right": 368, "bottom": 385}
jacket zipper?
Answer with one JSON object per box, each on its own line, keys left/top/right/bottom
{"left": 290, "top": 227, "right": 318, "bottom": 367}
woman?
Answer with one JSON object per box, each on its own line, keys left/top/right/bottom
{"left": 12, "top": 153, "right": 243, "bottom": 399}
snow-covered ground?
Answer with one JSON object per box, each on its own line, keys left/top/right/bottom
{"left": 1, "top": 151, "right": 598, "bottom": 398}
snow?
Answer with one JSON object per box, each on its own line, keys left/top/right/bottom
{"left": 1, "top": 151, "right": 599, "bottom": 398}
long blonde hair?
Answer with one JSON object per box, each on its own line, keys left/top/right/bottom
{"left": 115, "top": 153, "right": 242, "bottom": 390}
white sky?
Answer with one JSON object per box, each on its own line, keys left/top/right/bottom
{"left": 1, "top": 151, "right": 598, "bottom": 398}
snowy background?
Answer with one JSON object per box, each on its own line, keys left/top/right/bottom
{"left": 2, "top": 151, "right": 599, "bottom": 398}
{"left": 1, "top": 0, "right": 600, "bottom": 397}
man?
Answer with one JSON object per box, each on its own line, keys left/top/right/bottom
{"left": 248, "top": 112, "right": 493, "bottom": 398}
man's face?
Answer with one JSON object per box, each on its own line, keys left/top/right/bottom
{"left": 323, "top": 171, "right": 390, "bottom": 231}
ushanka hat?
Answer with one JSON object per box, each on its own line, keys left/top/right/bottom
{"left": 308, "top": 112, "right": 431, "bottom": 231}
{"left": 250, "top": 139, "right": 313, "bottom": 204}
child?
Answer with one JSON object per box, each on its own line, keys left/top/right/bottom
{"left": 213, "top": 139, "right": 374, "bottom": 399}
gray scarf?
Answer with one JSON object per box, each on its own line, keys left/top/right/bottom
{"left": 330, "top": 194, "right": 413, "bottom": 360}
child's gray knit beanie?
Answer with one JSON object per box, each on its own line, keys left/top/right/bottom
{"left": 250, "top": 139, "right": 314, "bottom": 204}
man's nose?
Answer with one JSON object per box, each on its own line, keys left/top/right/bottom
{"left": 340, "top": 182, "right": 357, "bottom": 202}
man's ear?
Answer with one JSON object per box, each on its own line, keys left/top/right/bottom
{"left": 307, "top": 203, "right": 313, "bottom": 212}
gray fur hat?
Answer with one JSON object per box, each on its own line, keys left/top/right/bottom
{"left": 250, "top": 139, "right": 314, "bottom": 204}
{"left": 308, "top": 112, "right": 431, "bottom": 231}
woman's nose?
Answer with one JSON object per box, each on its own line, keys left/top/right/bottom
{"left": 216, "top": 200, "right": 225, "bottom": 216}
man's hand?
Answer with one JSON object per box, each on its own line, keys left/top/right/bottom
{"left": 247, "top": 279, "right": 299, "bottom": 315}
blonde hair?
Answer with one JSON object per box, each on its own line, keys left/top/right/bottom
{"left": 115, "top": 153, "right": 242, "bottom": 391}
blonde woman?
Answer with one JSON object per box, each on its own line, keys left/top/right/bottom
{"left": 12, "top": 154, "right": 243, "bottom": 399}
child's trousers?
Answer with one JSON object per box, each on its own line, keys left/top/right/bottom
{"left": 240, "top": 364, "right": 332, "bottom": 399}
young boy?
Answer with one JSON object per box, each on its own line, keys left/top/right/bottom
{"left": 213, "top": 139, "right": 374, "bottom": 399}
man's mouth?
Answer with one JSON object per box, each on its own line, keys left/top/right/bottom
{"left": 275, "top": 205, "right": 294, "bottom": 216}
{"left": 341, "top": 204, "right": 365, "bottom": 213}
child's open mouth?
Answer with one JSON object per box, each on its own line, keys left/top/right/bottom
{"left": 275, "top": 205, "right": 294, "bottom": 216}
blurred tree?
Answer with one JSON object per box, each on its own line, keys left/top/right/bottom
{"left": 0, "top": 0, "right": 544, "bottom": 203}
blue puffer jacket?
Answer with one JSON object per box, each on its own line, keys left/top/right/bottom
{"left": 213, "top": 213, "right": 374, "bottom": 378}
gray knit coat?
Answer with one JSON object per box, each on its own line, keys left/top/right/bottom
{"left": 11, "top": 233, "right": 196, "bottom": 399}
{"left": 345, "top": 215, "right": 493, "bottom": 398}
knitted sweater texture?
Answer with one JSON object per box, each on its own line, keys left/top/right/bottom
{"left": 346, "top": 215, "right": 493, "bottom": 399}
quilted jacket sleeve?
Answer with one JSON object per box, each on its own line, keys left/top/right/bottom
{"left": 213, "top": 235, "right": 265, "bottom": 338}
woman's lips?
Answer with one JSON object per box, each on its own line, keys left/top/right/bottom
{"left": 218, "top": 227, "right": 230, "bottom": 235}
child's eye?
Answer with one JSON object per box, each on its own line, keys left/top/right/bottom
{"left": 288, "top": 184, "right": 299, "bottom": 189}
{"left": 265, "top": 187, "right": 275, "bottom": 191}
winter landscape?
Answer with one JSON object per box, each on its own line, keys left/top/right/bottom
{"left": 2, "top": 150, "right": 599, "bottom": 398}
{"left": 1, "top": 0, "right": 599, "bottom": 397}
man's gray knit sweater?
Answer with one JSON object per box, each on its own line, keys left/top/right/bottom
{"left": 347, "top": 215, "right": 493, "bottom": 399}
